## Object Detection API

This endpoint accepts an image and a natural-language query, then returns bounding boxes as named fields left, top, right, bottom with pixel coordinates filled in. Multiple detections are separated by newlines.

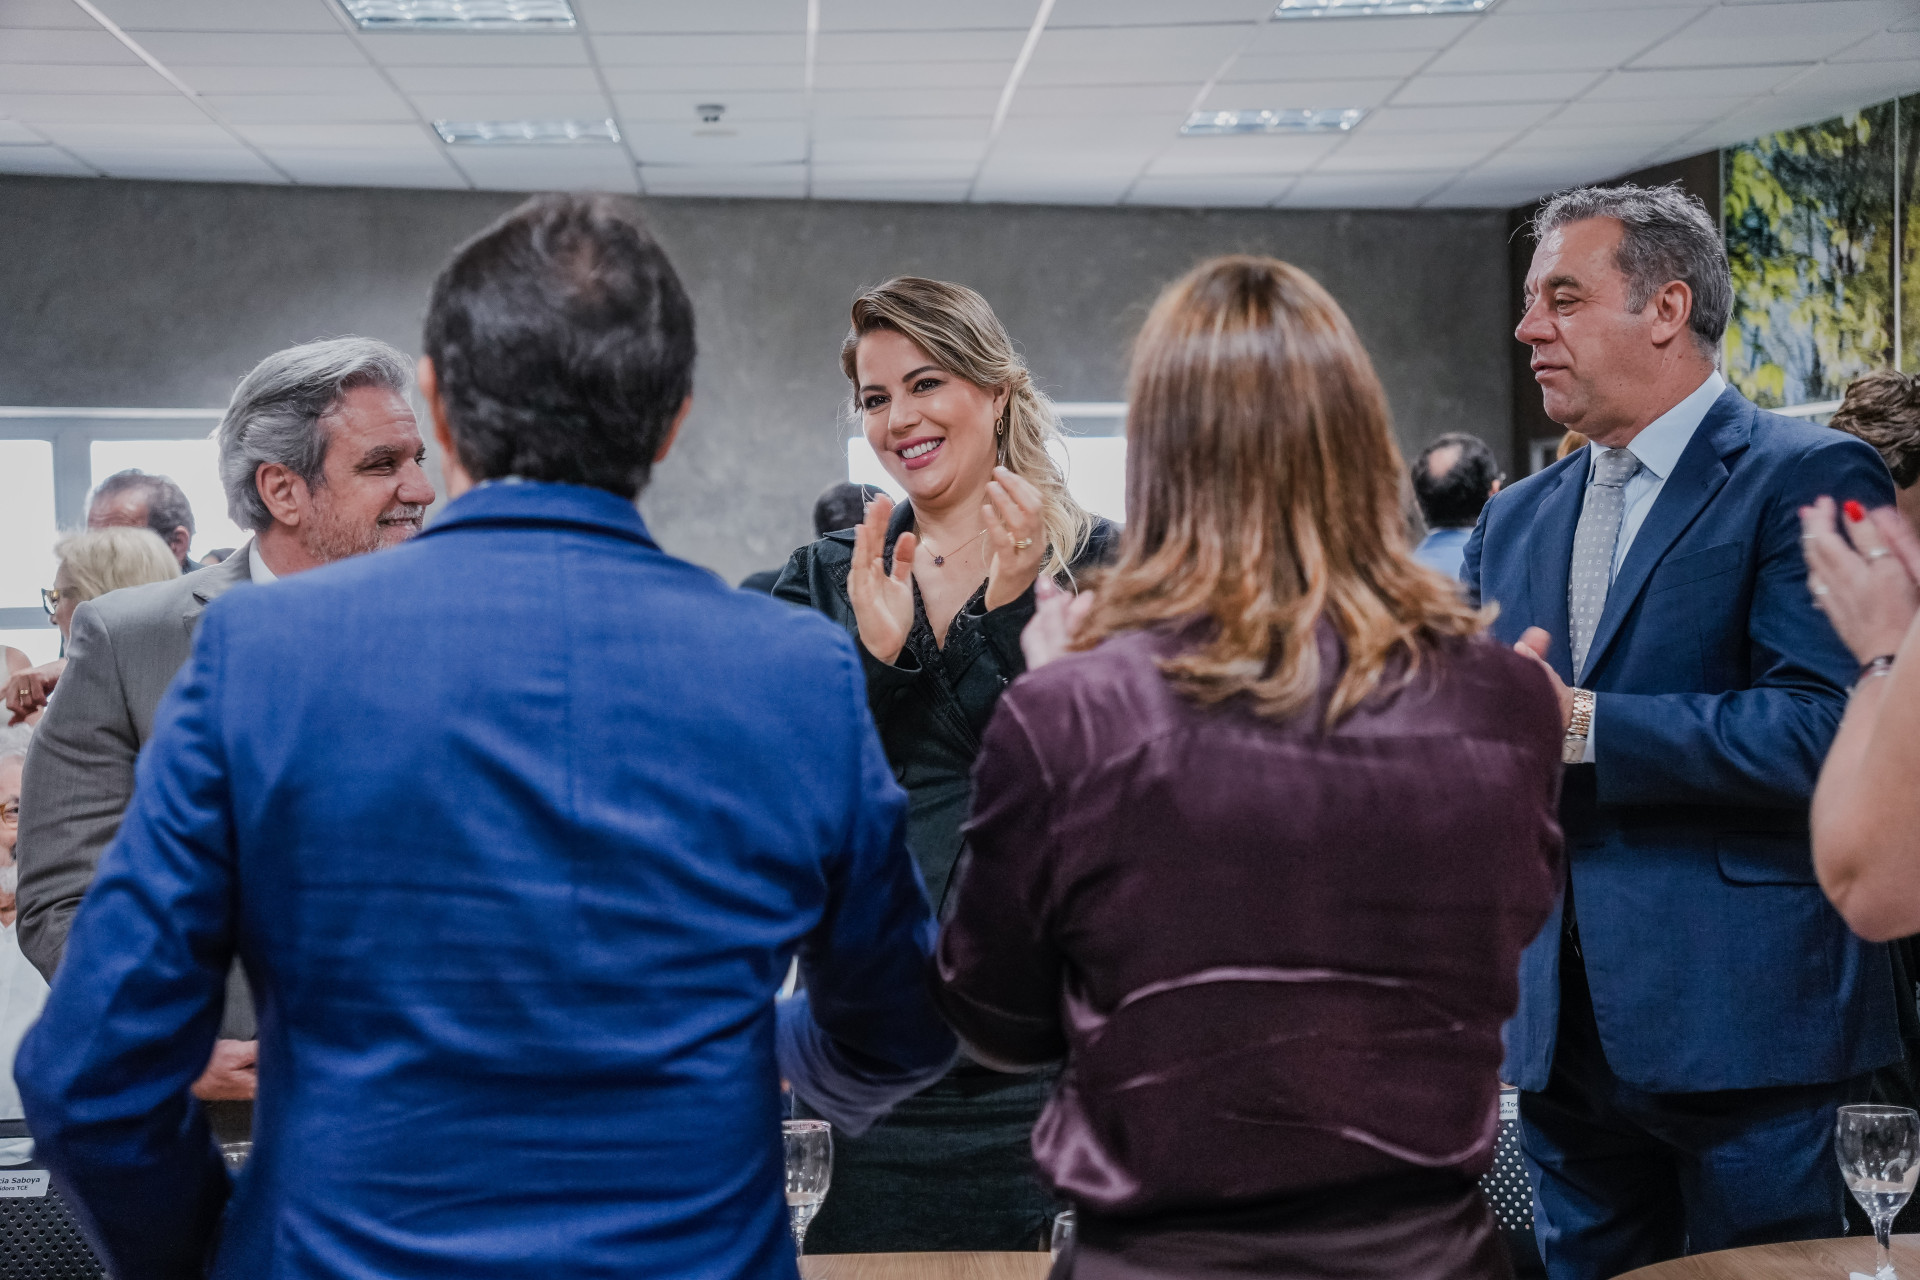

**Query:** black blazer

left=775, top=500, right=1118, bottom=908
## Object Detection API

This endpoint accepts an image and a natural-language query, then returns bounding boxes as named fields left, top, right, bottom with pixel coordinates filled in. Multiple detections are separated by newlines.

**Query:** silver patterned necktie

left=1568, top=448, right=1642, bottom=681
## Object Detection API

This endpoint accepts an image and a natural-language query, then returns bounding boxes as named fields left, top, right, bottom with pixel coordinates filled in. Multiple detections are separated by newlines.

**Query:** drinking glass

left=1837, top=1104, right=1920, bottom=1280
left=782, top=1118, right=832, bottom=1258
left=1051, top=1209, right=1076, bottom=1260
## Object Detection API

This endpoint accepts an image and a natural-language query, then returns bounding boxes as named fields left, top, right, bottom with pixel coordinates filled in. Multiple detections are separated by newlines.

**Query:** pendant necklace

left=921, top=527, right=988, bottom=567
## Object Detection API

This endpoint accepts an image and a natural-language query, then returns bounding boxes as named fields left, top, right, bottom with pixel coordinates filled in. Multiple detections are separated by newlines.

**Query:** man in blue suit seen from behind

left=1464, top=183, right=1901, bottom=1280
left=17, top=194, right=957, bottom=1279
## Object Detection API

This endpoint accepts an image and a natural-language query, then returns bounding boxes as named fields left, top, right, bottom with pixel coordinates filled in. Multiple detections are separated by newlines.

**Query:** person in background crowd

left=1412, top=432, right=1503, bottom=578
left=14, top=336, right=434, bottom=1151
left=739, top=481, right=885, bottom=593
left=1827, top=370, right=1920, bottom=539
left=1556, top=430, right=1588, bottom=461
left=17, top=193, right=954, bottom=1280
left=5, top=527, right=180, bottom=726
left=1801, top=496, right=1920, bottom=940
left=0, top=732, right=49, bottom=1165
left=88, top=469, right=199, bottom=572
left=776, top=277, right=1116, bottom=1252
left=200, top=548, right=236, bottom=565
left=939, top=255, right=1563, bottom=1280
left=1465, top=183, right=1898, bottom=1280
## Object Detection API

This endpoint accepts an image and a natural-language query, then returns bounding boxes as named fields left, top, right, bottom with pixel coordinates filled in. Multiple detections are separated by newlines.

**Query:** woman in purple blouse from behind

left=936, top=255, right=1566, bottom=1280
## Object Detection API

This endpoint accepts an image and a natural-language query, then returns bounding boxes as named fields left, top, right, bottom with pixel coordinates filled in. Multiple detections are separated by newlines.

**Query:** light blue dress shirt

left=1577, top=370, right=1726, bottom=760
left=1414, top=526, right=1473, bottom=580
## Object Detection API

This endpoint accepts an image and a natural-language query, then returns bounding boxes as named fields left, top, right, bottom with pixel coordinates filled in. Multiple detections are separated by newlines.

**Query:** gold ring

left=1014, top=537, right=1034, bottom=550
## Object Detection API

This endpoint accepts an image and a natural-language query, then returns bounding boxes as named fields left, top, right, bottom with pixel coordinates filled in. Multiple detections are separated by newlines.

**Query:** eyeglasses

left=40, top=587, right=63, bottom=616
left=0, top=801, right=18, bottom=827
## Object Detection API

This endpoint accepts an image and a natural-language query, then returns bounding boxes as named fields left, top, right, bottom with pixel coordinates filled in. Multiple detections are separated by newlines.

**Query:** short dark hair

left=1411, top=433, right=1501, bottom=528
left=1532, top=183, right=1730, bottom=358
left=1830, top=370, right=1920, bottom=488
left=813, top=482, right=883, bottom=538
left=90, top=469, right=195, bottom=540
left=423, top=194, right=695, bottom=499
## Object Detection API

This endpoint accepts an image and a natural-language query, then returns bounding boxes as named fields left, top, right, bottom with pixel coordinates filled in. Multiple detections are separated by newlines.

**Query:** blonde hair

left=1079, top=255, right=1489, bottom=726
left=841, top=277, right=1094, bottom=581
left=55, top=527, right=182, bottom=604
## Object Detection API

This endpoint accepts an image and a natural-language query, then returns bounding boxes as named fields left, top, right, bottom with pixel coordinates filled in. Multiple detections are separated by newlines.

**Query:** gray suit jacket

left=17, top=545, right=256, bottom=1040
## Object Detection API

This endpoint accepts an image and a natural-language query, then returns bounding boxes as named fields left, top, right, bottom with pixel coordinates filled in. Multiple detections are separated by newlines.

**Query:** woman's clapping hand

left=1800, top=498, right=1920, bottom=664
left=847, top=494, right=917, bottom=667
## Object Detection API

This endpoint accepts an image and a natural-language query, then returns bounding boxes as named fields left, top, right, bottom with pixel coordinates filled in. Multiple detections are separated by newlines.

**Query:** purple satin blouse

left=936, top=625, right=1565, bottom=1218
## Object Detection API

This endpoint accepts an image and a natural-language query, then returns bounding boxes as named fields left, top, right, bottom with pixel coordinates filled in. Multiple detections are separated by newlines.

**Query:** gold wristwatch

left=1562, top=688, right=1596, bottom=764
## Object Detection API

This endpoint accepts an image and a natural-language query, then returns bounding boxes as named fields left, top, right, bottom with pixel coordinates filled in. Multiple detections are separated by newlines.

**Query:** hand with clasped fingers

left=1799, top=497, right=1920, bottom=664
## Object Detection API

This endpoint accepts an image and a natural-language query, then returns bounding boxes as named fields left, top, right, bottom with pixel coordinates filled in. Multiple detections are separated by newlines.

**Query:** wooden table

left=801, top=1253, right=1052, bottom=1280
left=1617, top=1233, right=1920, bottom=1278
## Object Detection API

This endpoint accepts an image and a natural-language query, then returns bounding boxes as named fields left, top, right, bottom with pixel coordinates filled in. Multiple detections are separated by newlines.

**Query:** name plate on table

left=0, top=1170, right=50, bottom=1198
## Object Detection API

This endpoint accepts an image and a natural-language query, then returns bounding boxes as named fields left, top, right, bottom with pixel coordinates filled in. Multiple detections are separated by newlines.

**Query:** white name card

left=0, top=1170, right=50, bottom=1198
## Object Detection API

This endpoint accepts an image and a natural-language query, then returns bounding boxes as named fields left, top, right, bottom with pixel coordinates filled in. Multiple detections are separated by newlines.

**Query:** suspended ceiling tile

left=0, top=143, right=94, bottom=174
left=1828, top=28, right=1920, bottom=61
left=234, top=121, right=432, bottom=148
left=204, top=90, right=415, bottom=123
left=813, top=88, right=1001, bottom=117
left=612, top=91, right=805, bottom=122
left=1125, top=173, right=1291, bottom=206
left=814, top=115, right=991, bottom=144
left=90, top=0, right=338, bottom=32
left=600, top=63, right=805, bottom=92
left=1199, top=78, right=1405, bottom=110
left=0, top=93, right=209, bottom=124
left=1142, top=132, right=1340, bottom=175
left=639, top=162, right=806, bottom=194
left=183, top=63, right=393, bottom=93
left=813, top=138, right=988, bottom=166
left=1632, top=1, right=1915, bottom=67
left=0, top=0, right=97, bottom=29
left=623, top=118, right=806, bottom=165
left=1424, top=7, right=1707, bottom=74
left=1364, top=101, right=1561, bottom=133
left=1583, top=65, right=1809, bottom=100
left=1318, top=128, right=1518, bottom=168
left=819, top=1, right=1038, bottom=32
left=994, top=113, right=1173, bottom=147
left=1763, top=62, right=1920, bottom=112
left=1393, top=72, right=1606, bottom=105
left=30, top=119, right=232, bottom=146
left=131, top=32, right=366, bottom=65
left=0, top=63, right=175, bottom=92
left=1051, top=0, right=1271, bottom=24
left=0, top=118, right=46, bottom=143
left=590, top=32, right=804, bottom=65
left=1223, top=50, right=1436, bottom=81
left=0, top=28, right=143, bottom=63
left=572, top=0, right=804, bottom=34
left=385, top=64, right=599, bottom=93
left=1241, top=14, right=1475, bottom=55
left=450, top=146, right=639, bottom=192
left=74, top=146, right=284, bottom=182
left=1551, top=97, right=1751, bottom=128
left=1024, top=25, right=1249, bottom=86
left=264, top=146, right=467, bottom=187
left=811, top=179, right=975, bottom=203
left=972, top=176, right=1136, bottom=205
left=1280, top=171, right=1453, bottom=207
left=808, top=161, right=976, bottom=184
left=1009, top=84, right=1198, bottom=116
left=357, top=33, right=590, bottom=67
left=816, top=29, right=1027, bottom=63
left=814, top=60, right=1011, bottom=91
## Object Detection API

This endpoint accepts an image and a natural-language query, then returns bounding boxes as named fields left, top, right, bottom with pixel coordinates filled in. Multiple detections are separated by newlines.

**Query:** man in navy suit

left=1464, top=184, right=1901, bottom=1280
left=17, top=194, right=956, bottom=1279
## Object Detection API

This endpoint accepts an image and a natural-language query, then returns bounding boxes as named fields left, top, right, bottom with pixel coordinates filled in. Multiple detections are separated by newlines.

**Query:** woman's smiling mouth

left=897, top=438, right=944, bottom=470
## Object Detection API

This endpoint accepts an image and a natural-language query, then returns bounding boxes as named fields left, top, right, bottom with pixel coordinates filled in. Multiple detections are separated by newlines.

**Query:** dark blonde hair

left=1830, top=370, right=1920, bottom=488
left=1078, top=255, right=1488, bottom=725
left=842, top=277, right=1093, bottom=581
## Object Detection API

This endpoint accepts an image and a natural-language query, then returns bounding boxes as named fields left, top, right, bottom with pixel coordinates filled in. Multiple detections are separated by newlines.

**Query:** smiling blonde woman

left=774, top=277, right=1116, bottom=1252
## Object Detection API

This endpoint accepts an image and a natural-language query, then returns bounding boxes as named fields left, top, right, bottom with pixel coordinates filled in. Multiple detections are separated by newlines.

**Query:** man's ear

left=1647, top=280, right=1695, bottom=348
left=254, top=462, right=308, bottom=529
left=164, top=526, right=193, bottom=564
left=653, top=394, right=694, bottom=464
left=419, top=356, right=475, bottom=499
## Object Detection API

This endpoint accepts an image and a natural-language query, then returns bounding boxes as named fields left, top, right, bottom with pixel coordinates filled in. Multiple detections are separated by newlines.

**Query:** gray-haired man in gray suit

left=15, top=336, right=435, bottom=1129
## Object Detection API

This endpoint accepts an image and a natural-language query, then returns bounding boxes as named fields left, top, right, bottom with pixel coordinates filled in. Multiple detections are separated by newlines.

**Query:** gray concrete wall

left=0, top=175, right=1511, bottom=583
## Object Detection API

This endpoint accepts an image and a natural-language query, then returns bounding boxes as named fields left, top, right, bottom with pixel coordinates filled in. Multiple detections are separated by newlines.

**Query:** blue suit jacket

left=16, top=482, right=956, bottom=1280
left=1463, top=388, right=1902, bottom=1094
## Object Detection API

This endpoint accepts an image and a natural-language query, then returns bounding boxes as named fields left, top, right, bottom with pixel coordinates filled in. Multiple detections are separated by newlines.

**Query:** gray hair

left=218, top=337, right=413, bottom=533
left=1533, top=182, right=1730, bottom=357
left=0, top=723, right=31, bottom=765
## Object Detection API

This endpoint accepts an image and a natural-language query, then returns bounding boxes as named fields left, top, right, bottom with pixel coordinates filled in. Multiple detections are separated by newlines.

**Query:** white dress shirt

left=248, top=539, right=277, bottom=584
left=1577, top=370, right=1726, bottom=761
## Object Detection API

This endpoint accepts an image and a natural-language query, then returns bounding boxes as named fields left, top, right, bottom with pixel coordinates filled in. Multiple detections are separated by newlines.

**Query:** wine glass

left=1837, top=1104, right=1920, bottom=1280
left=782, top=1119, right=832, bottom=1258
left=1051, top=1210, right=1076, bottom=1260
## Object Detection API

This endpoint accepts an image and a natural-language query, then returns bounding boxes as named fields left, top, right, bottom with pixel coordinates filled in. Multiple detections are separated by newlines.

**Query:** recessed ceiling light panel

left=1274, top=0, right=1496, bottom=17
left=339, top=1, right=577, bottom=30
left=1181, top=108, right=1368, bottom=136
left=434, top=119, right=619, bottom=145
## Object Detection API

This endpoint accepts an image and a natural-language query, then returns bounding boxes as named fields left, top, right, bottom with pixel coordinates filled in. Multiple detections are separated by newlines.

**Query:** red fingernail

left=1844, top=500, right=1866, bottom=522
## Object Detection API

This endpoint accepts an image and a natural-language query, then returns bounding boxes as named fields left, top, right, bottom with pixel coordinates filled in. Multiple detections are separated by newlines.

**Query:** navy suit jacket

left=16, top=482, right=956, bottom=1280
left=1464, top=387, right=1902, bottom=1094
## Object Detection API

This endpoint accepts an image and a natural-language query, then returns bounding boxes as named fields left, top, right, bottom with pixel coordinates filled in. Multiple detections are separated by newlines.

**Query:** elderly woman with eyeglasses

left=5, top=528, right=180, bottom=726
